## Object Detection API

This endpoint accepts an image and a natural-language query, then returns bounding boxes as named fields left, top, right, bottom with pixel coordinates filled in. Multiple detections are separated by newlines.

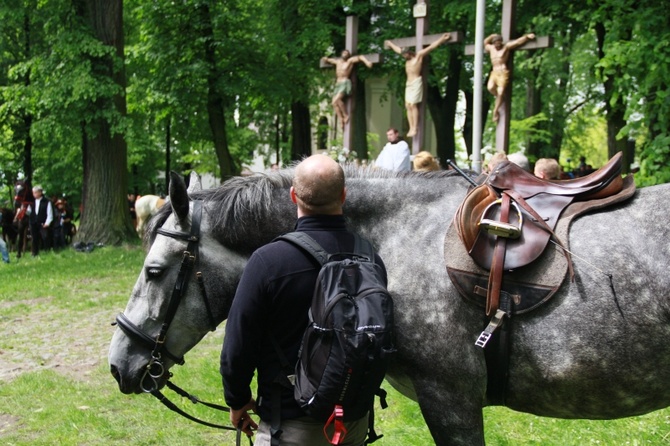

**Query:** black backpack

left=271, top=232, right=395, bottom=445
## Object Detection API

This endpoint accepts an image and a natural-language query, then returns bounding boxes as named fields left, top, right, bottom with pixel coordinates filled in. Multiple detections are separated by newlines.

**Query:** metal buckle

left=478, top=199, right=523, bottom=239
left=475, top=309, right=508, bottom=348
left=474, top=331, right=492, bottom=348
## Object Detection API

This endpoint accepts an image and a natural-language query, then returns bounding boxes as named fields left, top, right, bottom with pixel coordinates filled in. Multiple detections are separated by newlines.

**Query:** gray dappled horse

left=109, top=167, right=670, bottom=445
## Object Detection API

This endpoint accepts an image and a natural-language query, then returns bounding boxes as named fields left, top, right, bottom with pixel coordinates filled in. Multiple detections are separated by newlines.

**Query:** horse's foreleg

left=413, top=375, right=486, bottom=446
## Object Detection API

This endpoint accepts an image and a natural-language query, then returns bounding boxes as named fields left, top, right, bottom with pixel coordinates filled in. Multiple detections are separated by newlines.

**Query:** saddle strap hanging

left=486, top=193, right=511, bottom=317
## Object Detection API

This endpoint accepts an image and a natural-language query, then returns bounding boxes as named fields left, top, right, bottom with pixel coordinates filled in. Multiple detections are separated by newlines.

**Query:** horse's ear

left=169, top=171, right=190, bottom=221
left=187, top=171, right=202, bottom=194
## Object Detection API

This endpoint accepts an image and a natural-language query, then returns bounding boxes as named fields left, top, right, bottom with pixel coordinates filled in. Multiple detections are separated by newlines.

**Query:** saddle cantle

left=447, top=152, right=635, bottom=347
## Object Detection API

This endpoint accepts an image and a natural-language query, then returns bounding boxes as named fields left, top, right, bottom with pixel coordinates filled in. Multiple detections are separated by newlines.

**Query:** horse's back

left=504, top=183, right=670, bottom=418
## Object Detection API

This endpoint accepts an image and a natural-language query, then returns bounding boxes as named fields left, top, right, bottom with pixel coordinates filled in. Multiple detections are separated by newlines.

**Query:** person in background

left=534, top=158, right=561, bottom=180
left=486, top=151, right=508, bottom=173
left=52, top=200, right=66, bottom=250
left=375, top=128, right=411, bottom=172
left=507, top=151, right=530, bottom=172
left=0, top=211, right=9, bottom=263
left=29, top=185, right=53, bottom=256
left=413, top=151, right=441, bottom=172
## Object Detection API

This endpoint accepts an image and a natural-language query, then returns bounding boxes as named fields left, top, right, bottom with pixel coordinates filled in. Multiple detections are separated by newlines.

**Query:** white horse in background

left=135, top=195, right=166, bottom=237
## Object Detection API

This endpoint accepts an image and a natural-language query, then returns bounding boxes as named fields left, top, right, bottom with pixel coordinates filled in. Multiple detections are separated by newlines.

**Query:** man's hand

left=230, top=398, right=258, bottom=437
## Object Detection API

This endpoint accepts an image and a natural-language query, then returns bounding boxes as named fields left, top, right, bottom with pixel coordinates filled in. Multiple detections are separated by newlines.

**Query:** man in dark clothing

left=29, top=185, right=53, bottom=256
left=220, top=154, right=387, bottom=445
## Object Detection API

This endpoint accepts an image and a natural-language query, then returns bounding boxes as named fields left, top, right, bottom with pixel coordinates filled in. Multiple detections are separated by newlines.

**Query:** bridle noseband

left=115, top=199, right=215, bottom=393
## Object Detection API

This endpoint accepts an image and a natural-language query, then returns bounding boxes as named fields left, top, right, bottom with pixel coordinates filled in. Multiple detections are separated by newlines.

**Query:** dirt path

left=0, top=297, right=114, bottom=382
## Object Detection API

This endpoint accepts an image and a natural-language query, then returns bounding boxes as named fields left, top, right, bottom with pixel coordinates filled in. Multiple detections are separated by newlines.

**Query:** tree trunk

left=198, top=3, right=236, bottom=177
left=595, top=21, right=630, bottom=172
left=291, top=101, right=312, bottom=160
left=427, top=51, right=461, bottom=168
left=76, top=0, right=135, bottom=245
left=22, top=12, right=33, bottom=183
left=352, top=81, right=368, bottom=161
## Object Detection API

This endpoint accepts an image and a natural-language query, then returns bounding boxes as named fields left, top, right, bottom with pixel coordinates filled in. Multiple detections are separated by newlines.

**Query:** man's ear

left=341, top=187, right=347, bottom=204
left=290, top=186, right=298, bottom=204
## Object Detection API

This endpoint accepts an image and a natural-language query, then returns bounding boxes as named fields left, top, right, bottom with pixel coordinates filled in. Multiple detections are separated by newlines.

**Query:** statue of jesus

left=484, top=33, right=536, bottom=122
left=384, top=33, right=451, bottom=137
left=321, top=50, right=373, bottom=129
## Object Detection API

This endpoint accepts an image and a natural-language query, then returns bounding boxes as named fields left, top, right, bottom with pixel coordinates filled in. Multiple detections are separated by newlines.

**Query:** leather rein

left=113, top=200, right=250, bottom=442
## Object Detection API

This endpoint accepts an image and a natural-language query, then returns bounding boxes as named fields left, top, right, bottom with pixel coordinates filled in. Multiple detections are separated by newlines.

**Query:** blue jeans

left=0, top=238, right=9, bottom=263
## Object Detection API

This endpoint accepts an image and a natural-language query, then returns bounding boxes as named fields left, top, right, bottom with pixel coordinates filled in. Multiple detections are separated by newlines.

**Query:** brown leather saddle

left=449, top=152, right=635, bottom=347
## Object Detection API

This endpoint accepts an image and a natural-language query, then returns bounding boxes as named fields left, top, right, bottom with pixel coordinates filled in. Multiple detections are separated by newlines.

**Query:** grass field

left=0, top=246, right=668, bottom=445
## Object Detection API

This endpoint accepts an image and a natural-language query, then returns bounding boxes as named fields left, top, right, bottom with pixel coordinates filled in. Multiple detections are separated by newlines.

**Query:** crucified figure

left=321, top=49, right=373, bottom=129
left=384, top=33, right=451, bottom=137
left=484, top=32, right=535, bottom=122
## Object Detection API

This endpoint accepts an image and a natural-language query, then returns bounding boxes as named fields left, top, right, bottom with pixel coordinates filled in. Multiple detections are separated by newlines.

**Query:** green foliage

left=1, top=0, right=670, bottom=209
left=509, top=113, right=552, bottom=154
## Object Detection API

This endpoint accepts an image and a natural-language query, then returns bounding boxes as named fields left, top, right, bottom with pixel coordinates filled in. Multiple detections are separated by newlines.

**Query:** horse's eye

left=146, top=267, right=163, bottom=278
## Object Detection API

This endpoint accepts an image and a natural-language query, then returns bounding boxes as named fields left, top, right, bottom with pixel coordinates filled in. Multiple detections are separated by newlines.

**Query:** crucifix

left=384, top=0, right=461, bottom=154
left=320, top=16, right=380, bottom=151
left=465, top=0, right=552, bottom=153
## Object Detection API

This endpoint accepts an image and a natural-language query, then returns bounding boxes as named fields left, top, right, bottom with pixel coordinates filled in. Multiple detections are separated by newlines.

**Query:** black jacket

left=220, top=215, right=387, bottom=421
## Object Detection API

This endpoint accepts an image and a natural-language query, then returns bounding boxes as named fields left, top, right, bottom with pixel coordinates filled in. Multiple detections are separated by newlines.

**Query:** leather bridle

left=113, top=199, right=253, bottom=441
left=115, top=199, right=217, bottom=392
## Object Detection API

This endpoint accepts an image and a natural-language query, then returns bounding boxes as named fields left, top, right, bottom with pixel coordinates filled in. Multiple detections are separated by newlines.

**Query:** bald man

left=221, top=154, right=388, bottom=445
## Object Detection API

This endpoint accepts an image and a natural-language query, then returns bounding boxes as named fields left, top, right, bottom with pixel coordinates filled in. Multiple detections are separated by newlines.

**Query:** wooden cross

left=465, top=0, right=552, bottom=153
left=385, top=0, right=462, bottom=154
left=320, top=16, right=380, bottom=151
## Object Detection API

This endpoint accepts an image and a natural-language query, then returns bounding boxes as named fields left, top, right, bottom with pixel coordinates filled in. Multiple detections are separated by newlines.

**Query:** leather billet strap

left=486, top=193, right=511, bottom=317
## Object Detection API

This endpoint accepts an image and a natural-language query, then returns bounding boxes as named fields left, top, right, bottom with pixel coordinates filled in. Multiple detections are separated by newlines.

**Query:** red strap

left=324, top=405, right=347, bottom=445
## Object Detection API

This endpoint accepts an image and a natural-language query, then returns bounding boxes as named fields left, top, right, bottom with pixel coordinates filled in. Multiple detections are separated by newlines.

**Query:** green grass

left=0, top=246, right=668, bottom=445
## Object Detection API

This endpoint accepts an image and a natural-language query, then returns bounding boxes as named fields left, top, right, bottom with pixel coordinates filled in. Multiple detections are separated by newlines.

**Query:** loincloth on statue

left=405, top=77, right=423, bottom=104
left=333, top=79, right=352, bottom=97
left=489, top=69, right=509, bottom=90
left=444, top=175, right=636, bottom=315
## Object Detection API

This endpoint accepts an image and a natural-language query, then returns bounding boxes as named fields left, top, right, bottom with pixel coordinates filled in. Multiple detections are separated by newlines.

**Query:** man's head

left=386, top=128, right=400, bottom=143
left=341, top=49, right=351, bottom=60
left=491, top=34, right=503, bottom=49
left=507, top=152, right=530, bottom=172
left=487, top=151, right=508, bottom=173
left=401, top=48, right=415, bottom=60
left=291, top=154, right=346, bottom=216
left=534, top=158, right=561, bottom=180
left=32, top=186, right=43, bottom=198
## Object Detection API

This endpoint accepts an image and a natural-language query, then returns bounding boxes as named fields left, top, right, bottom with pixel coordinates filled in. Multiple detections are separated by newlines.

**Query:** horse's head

left=108, top=171, right=248, bottom=394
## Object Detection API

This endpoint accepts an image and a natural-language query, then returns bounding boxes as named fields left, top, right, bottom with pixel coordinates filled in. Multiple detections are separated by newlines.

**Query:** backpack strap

left=276, top=232, right=376, bottom=264
left=352, top=233, right=375, bottom=262
left=275, top=232, right=329, bottom=265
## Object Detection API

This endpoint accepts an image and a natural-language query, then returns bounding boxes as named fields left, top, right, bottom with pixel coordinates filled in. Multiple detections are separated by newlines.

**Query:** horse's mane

left=146, top=164, right=465, bottom=250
